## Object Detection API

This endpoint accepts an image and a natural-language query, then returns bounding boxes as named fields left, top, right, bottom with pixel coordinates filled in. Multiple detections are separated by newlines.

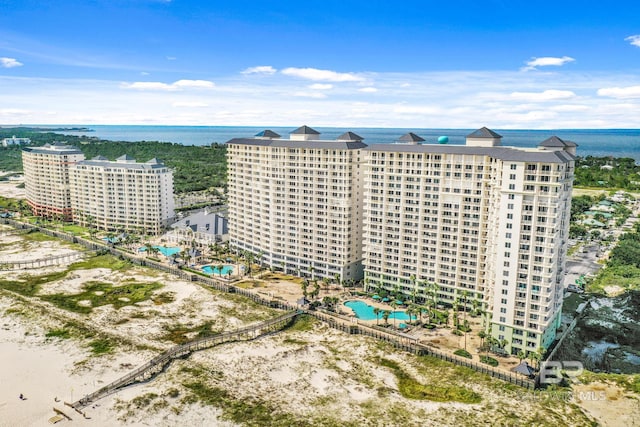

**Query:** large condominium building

left=22, top=142, right=85, bottom=220
left=226, top=126, right=365, bottom=281
left=69, top=155, right=175, bottom=235
left=362, top=128, right=575, bottom=355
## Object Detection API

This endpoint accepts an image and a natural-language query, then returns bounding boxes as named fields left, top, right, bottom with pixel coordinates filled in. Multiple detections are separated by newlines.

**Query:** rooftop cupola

left=397, top=132, right=425, bottom=145
left=538, top=136, right=578, bottom=156
left=116, top=154, right=136, bottom=163
left=255, top=129, right=281, bottom=139
left=290, top=125, right=320, bottom=141
left=336, top=131, right=364, bottom=142
left=466, top=127, right=502, bottom=147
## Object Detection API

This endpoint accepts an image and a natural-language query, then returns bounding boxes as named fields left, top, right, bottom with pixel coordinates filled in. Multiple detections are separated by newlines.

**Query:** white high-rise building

left=22, top=143, right=85, bottom=220
left=226, top=126, right=365, bottom=282
left=362, top=128, right=575, bottom=354
left=69, top=155, right=175, bottom=235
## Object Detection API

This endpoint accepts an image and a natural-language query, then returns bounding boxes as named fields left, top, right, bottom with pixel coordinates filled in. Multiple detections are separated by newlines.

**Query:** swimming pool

left=202, top=265, right=233, bottom=275
left=138, top=246, right=181, bottom=257
left=344, top=300, right=415, bottom=321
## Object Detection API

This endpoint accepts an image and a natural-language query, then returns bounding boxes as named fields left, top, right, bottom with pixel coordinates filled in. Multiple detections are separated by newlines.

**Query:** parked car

left=566, top=285, right=584, bottom=294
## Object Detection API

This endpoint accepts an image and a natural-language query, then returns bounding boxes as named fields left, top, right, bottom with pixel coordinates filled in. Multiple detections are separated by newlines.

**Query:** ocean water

left=60, top=126, right=640, bottom=161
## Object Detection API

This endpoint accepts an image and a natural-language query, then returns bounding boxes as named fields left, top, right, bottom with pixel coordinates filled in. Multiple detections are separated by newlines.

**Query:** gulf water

left=60, top=126, right=640, bottom=161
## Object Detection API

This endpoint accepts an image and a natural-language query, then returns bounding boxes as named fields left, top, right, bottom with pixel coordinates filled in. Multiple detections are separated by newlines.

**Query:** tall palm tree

left=478, top=330, right=487, bottom=353
left=373, top=307, right=381, bottom=326
left=382, top=310, right=390, bottom=327
left=409, top=274, right=417, bottom=303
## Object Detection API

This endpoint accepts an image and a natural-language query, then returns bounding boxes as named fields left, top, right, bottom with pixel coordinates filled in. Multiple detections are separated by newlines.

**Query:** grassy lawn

left=259, top=272, right=304, bottom=285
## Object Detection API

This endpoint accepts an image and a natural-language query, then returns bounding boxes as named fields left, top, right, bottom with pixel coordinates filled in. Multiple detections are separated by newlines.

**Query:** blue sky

left=1, top=0, right=640, bottom=128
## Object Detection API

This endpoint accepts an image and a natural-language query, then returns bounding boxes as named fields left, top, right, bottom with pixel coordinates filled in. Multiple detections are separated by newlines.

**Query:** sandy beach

left=0, top=223, right=637, bottom=426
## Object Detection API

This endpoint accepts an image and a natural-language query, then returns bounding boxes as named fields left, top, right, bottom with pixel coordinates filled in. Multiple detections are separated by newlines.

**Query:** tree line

left=0, top=128, right=227, bottom=193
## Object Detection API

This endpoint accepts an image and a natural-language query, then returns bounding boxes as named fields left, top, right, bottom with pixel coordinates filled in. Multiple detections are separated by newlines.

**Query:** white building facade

left=226, top=126, right=365, bottom=282
left=69, top=155, right=175, bottom=235
left=362, top=128, right=575, bottom=354
left=22, top=143, right=85, bottom=220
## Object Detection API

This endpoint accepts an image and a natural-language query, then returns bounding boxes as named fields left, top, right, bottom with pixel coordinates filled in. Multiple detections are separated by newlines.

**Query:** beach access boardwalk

left=71, top=311, right=302, bottom=410
left=1, top=218, right=536, bottom=393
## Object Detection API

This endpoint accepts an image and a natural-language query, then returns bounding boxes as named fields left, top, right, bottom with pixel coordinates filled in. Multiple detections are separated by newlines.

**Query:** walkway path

left=71, top=311, right=302, bottom=409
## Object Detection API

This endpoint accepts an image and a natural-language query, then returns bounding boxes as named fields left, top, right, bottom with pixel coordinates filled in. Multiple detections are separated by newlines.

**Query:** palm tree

left=461, top=290, right=470, bottom=322
left=301, top=279, right=309, bottom=300
left=453, top=298, right=461, bottom=328
left=409, top=274, right=417, bottom=303
left=500, top=338, right=509, bottom=354
left=536, top=346, right=547, bottom=367
left=382, top=310, right=391, bottom=327
left=517, top=350, right=526, bottom=363
left=216, top=264, right=224, bottom=277
left=322, top=277, right=330, bottom=294
left=373, top=307, right=381, bottom=326
left=478, top=330, right=487, bottom=353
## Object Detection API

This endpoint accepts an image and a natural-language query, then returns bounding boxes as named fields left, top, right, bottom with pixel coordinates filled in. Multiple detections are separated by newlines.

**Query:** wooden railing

left=1, top=218, right=536, bottom=390
left=71, top=311, right=303, bottom=409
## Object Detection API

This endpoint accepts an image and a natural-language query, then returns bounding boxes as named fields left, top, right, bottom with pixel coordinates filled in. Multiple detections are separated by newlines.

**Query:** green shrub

left=454, top=349, right=472, bottom=359
left=480, top=356, right=499, bottom=367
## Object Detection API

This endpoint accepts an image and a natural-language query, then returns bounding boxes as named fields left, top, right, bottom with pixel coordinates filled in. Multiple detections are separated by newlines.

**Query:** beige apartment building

left=362, top=128, right=575, bottom=354
left=226, top=126, right=366, bottom=282
left=22, top=142, right=85, bottom=220
left=69, top=155, right=175, bottom=235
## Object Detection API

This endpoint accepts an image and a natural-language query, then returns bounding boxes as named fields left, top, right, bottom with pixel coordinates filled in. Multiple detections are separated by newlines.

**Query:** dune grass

left=379, top=358, right=481, bottom=404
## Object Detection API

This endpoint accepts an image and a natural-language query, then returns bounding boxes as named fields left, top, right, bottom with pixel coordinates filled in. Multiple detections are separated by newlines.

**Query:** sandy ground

left=0, top=228, right=637, bottom=426
left=0, top=180, right=25, bottom=199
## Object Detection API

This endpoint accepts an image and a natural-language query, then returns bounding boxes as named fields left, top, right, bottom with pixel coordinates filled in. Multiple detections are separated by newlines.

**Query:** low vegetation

left=41, top=281, right=163, bottom=314
left=379, top=358, right=482, bottom=404
left=182, top=381, right=308, bottom=427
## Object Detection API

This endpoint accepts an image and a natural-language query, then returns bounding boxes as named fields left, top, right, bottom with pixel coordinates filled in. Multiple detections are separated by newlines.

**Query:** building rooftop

left=290, top=125, right=320, bottom=135
left=255, top=129, right=281, bottom=138
left=467, top=127, right=503, bottom=139
left=364, top=143, right=575, bottom=163
left=227, top=137, right=367, bottom=150
left=22, top=143, right=83, bottom=155
left=539, top=136, right=578, bottom=148
left=398, top=132, right=426, bottom=143
left=337, top=131, right=364, bottom=141
left=75, top=157, right=169, bottom=170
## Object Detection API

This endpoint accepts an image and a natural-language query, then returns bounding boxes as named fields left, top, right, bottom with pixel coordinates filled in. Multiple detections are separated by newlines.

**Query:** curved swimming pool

left=344, top=300, right=415, bottom=321
left=202, top=265, right=233, bottom=275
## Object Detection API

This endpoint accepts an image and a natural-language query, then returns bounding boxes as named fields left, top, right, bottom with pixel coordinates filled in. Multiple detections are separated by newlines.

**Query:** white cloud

left=292, top=91, right=327, bottom=99
left=597, top=85, right=640, bottom=99
left=3, top=70, right=640, bottom=128
left=358, top=87, right=378, bottom=93
left=166, top=56, right=177, bottom=61
left=140, top=71, right=150, bottom=76
left=625, top=35, right=640, bottom=47
left=281, top=67, right=365, bottom=82
left=242, top=65, right=277, bottom=75
left=172, top=101, right=209, bottom=107
left=172, top=79, right=215, bottom=88
left=308, top=83, right=333, bottom=90
left=122, top=79, right=215, bottom=91
left=510, top=90, right=576, bottom=101
left=522, top=56, right=575, bottom=71
left=0, top=57, right=23, bottom=68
